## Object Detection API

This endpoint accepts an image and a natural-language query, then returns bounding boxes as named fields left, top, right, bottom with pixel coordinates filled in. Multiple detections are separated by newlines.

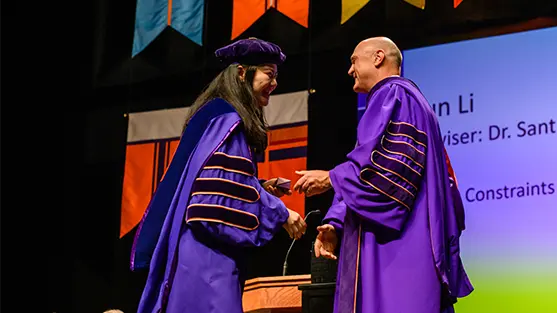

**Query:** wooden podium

left=242, top=274, right=311, bottom=313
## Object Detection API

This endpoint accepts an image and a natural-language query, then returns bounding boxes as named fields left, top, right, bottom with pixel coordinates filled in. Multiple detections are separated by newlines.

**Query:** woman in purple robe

left=131, top=38, right=307, bottom=313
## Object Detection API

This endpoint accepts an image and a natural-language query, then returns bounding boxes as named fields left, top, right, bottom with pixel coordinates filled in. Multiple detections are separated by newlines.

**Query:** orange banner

left=121, top=141, right=178, bottom=237
left=232, top=0, right=309, bottom=39
left=257, top=124, right=308, bottom=217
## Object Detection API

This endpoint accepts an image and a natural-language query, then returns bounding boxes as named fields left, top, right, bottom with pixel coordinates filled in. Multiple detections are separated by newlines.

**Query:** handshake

left=262, top=170, right=333, bottom=241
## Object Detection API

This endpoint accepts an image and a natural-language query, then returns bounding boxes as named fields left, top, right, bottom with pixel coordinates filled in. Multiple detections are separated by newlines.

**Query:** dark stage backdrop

left=56, top=0, right=556, bottom=312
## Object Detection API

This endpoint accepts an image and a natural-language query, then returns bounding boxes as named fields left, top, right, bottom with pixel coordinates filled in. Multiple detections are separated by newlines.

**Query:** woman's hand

left=262, top=178, right=292, bottom=198
left=283, top=209, right=307, bottom=240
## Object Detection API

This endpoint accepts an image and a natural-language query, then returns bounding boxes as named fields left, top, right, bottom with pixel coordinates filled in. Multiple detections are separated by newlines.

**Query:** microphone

left=282, top=210, right=321, bottom=276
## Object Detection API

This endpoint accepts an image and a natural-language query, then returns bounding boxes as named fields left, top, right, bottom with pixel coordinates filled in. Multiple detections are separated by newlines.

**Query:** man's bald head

left=356, top=37, right=402, bottom=69
left=348, top=37, right=402, bottom=93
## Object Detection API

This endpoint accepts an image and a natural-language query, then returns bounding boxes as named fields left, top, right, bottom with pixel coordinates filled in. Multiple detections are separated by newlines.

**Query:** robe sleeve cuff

left=323, top=192, right=346, bottom=235
left=277, top=204, right=290, bottom=225
left=329, top=161, right=352, bottom=201
left=325, top=219, right=342, bottom=233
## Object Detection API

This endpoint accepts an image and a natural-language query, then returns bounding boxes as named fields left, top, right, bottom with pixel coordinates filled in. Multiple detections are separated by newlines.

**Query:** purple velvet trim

left=204, top=152, right=255, bottom=176
left=371, top=150, right=422, bottom=190
left=161, top=120, right=242, bottom=310
left=387, top=121, right=428, bottom=147
left=191, top=178, right=260, bottom=202
left=360, top=168, right=414, bottom=210
left=381, top=136, right=426, bottom=167
left=130, top=98, right=238, bottom=271
left=186, top=204, right=259, bottom=230
left=336, top=210, right=360, bottom=313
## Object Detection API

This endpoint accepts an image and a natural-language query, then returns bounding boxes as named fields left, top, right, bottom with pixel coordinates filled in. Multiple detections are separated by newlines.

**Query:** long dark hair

left=183, top=64, right=268, bottom=152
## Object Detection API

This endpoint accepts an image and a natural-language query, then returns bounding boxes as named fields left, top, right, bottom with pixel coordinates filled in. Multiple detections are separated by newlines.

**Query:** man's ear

left=237, top=65, right=246, bottom=81
left=373, top=50, right=386, bottom=67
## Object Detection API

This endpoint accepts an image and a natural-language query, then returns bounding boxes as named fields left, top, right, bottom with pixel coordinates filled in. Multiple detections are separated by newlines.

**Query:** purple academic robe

left=133, top=98, right=289, bottom=313
left=324, top=77, right=474, bottom=313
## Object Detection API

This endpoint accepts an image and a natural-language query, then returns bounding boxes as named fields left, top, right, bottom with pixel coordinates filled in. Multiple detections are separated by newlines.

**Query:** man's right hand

left=283, top=209, right=307, bottom=240
left=314, top=224, right=338, bottom=260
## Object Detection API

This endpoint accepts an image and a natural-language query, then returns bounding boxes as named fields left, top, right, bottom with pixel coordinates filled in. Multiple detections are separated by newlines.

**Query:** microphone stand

left=282, top=210, right=321, bottom=276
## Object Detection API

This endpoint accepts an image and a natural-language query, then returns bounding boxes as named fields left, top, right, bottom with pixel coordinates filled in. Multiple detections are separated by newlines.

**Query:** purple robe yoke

left=134, top=99, right=289, bottom=313
left=325, top=77, right=473, bottom=313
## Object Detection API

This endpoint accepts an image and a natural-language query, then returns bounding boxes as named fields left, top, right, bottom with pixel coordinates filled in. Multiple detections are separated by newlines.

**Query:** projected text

left=464, top=181, right=555, bottom=203
left=430, top=93, right=474, bottom=117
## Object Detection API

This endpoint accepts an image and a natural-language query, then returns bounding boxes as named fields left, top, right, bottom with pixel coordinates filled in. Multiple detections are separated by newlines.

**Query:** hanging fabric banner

left=232, top=0, right=309, bottom=39
left=342, top=0, right=427, bottom=25
left=132, top=0, right=205, bottom=57
left=341, top=0, right=370, bottom=24
left=403, top=0, right=425, bottom=9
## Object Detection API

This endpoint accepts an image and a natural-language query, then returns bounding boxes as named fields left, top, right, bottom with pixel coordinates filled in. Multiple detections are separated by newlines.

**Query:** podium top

left=244, top=274, right=311, bottom=292
left=242, top=275, right=311, bottom=312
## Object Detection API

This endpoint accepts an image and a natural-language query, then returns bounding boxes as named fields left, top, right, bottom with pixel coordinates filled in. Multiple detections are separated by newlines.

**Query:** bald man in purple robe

left=294, top=37, right=474, bottom=313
